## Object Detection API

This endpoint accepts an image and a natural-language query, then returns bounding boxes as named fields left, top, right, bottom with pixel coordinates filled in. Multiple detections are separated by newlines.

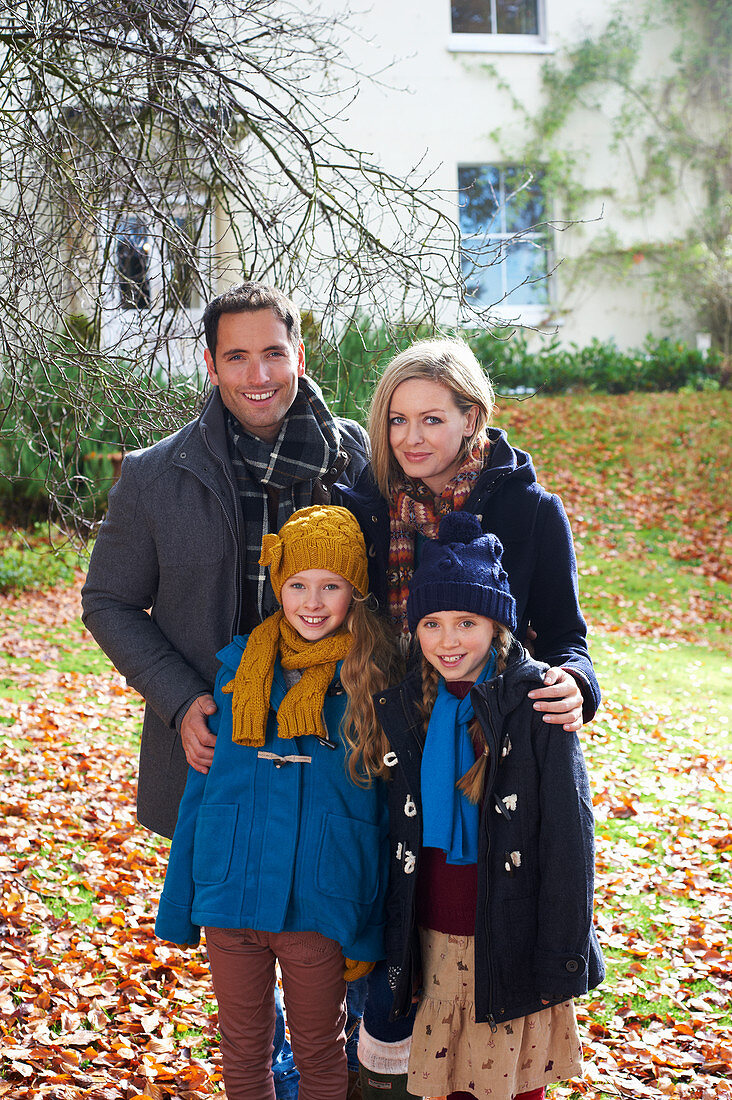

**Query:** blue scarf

left=420, top=652, right=496, bottom=865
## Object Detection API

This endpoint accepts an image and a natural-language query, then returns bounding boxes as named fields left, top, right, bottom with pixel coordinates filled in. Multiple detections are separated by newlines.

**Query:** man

left=81, top=283, right=370, bottom=1097
left=82, top=282, right=369, bottom=835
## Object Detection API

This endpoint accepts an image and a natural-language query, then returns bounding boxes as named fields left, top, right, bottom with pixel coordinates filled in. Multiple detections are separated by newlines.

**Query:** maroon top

left=415, top=680, right=480, bottom=935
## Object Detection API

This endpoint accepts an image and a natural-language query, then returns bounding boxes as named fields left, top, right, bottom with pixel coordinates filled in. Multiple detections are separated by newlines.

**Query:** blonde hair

left=341, top=599, right=404, bottom=785
left=369, top=338, right=496, bottom=500
left=418, top=624, right=513, bottom=805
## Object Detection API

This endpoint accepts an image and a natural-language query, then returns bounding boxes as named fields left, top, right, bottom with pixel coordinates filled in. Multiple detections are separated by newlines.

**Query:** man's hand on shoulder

left=181, top=695, right=218, bottom=773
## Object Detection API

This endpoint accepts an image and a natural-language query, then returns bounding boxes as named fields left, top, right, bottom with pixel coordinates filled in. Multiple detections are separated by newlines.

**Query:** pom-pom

left=437, top=511, right=482, bottom=545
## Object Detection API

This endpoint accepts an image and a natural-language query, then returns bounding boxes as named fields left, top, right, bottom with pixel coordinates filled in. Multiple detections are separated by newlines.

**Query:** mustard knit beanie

left=260, top=505, right=369, bottom=601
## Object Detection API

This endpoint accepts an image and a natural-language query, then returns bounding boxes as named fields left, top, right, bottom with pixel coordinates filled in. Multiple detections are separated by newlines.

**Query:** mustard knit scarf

left=222, top=611, right=352, bottom=747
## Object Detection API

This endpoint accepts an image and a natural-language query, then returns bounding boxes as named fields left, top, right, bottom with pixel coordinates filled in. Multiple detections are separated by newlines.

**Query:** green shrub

left=307, top=321, right=725, bottom=412
left=464, top=330, right=725, bottom=396
left=0, top=331, right=198, bottom=522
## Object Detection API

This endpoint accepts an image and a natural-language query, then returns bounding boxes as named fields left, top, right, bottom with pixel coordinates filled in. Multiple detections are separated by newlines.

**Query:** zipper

left=403, top=865, right=420, bottom=1017
left=479, top=686, right=500, bottom=1031
left=198, top=422, right=243, bottom=637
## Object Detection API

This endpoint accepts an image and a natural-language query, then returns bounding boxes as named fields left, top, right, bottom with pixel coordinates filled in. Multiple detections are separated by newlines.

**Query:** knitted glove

left=343, top=958, right=375, bottom=982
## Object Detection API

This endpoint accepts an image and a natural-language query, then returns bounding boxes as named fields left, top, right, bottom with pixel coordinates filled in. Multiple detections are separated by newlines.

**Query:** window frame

left=102, top=202, right=214, bottom=370
left=107, top=204, right=212, bottom=318
left=457, top=162, right=554, bottom=324
left=448, top=0, right=552, bottom=54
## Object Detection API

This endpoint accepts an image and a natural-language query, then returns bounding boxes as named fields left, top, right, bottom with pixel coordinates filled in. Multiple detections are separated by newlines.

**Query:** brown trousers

left=206, top=926, right=348, bottom=1100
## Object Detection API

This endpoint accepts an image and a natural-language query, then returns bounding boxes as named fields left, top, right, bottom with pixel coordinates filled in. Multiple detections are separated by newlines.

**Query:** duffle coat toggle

left=395, top=842, right=416, bottom=874
left=315, top=736, right=338, bottom=750
left=257, top=750, right=313, bottom=766
left=493, top=793, right=513, bottom=819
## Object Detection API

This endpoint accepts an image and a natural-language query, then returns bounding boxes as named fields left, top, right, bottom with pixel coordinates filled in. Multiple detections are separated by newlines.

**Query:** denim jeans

left=345, top=974, right=368, bottom=1072
left=273, top=983, right=300, bottom=1100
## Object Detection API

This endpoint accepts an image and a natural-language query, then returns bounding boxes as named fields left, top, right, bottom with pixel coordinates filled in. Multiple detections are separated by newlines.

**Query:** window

left=451, top=0, right=538, bottom=35
left=166, top=213, right=201, bottom=311
left=111, top=206, right=210, bottom=315
left=104, top=204, right=213, bottom=370
left=448, top=0, right=549, bottom=52
left=458, top=165, right=550, bottom=314
left=117, top=218, right=152, bottom=310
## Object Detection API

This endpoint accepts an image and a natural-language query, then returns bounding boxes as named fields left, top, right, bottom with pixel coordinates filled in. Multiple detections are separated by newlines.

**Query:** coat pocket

left=192, top=804, right=238, bottom=885
left=315, top=812, right=380, bottom=905
left=493, top=894, right=538, bottom=1003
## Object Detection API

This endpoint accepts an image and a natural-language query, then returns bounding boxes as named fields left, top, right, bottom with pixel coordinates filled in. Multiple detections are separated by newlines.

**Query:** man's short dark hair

left=203, top=282, right=302, bottom=359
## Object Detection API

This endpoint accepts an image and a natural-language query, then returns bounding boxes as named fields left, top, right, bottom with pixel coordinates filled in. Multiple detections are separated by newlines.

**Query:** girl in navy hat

left=354, top=511, right=604, bottom=1100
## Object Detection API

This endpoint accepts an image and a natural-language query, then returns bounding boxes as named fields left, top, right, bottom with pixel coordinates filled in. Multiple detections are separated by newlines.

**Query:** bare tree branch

left=0, top=0, right=509, bottom=530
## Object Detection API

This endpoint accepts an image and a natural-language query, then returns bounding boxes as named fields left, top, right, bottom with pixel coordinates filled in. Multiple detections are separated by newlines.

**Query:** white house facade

left=84, top=0, right=724, bottom=357
left=305, top=0, right=720, bottom=349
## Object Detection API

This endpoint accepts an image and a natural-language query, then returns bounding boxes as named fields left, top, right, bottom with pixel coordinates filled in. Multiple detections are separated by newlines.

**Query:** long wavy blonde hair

left=341, top=598, right=404, bottom=785
left=418, top=623, right=513, bottom=804
left=369, top=338, right=496, bottom=500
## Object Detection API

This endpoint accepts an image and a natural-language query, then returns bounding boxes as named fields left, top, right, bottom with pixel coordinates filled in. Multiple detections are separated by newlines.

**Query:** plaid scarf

left=387, top=442, right=488, bottom=636
left=227, top=377, right=341, bottom=626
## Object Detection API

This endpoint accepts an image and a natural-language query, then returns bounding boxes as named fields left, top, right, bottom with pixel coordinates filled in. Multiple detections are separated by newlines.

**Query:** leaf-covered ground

left=499, top=391, right=731, bottom=653
left=0, top=582, right=220, bottom=1098
left=1, top=393, right=731, bottom=1099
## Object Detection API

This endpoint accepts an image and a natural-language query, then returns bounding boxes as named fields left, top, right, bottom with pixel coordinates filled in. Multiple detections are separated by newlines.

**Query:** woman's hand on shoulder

left=528, top=667, right=583, bottom=732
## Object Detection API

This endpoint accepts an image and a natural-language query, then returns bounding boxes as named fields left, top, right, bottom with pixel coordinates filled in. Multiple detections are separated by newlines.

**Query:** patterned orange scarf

left=387, top=443, right=488, bottom=635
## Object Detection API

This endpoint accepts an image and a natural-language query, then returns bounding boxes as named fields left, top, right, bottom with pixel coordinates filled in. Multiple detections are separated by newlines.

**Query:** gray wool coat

left=81, top=386, right=370, bottom=838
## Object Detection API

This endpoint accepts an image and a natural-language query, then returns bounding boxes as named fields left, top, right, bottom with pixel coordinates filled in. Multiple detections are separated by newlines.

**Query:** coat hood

left=464, top=428, right=536, bottom=504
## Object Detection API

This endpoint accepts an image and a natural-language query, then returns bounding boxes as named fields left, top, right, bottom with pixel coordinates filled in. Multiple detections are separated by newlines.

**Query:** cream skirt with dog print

left=408, top=929, right=583, bottom=1100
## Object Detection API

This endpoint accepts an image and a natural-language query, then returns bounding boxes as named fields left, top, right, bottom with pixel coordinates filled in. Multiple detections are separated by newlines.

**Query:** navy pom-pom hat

left=406, top=512, right=518, bottom=634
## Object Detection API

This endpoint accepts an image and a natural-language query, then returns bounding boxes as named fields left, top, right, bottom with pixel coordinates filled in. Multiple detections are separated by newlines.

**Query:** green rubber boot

left=358, top=1065, right=422, bottom=1099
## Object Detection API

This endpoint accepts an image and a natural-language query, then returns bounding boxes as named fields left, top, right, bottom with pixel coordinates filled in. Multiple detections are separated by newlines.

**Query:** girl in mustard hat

left=156, top=506, right=400, bottom=1100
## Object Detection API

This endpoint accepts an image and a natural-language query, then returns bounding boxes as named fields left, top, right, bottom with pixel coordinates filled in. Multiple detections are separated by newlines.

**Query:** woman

left=337, top=338, right=600, bottom=1100
left=340, top=337, right=599, bottom=730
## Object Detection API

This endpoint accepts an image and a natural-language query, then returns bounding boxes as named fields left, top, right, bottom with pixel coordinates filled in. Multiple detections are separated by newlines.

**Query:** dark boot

left=358, top=1065, right=422, bottom=1099
left=347, top=1067, right=363, bottom=1099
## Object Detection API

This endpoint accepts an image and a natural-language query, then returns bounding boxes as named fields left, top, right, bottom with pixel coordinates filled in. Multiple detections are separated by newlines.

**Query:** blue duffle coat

left=156, top=635, right=389, bottom=962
